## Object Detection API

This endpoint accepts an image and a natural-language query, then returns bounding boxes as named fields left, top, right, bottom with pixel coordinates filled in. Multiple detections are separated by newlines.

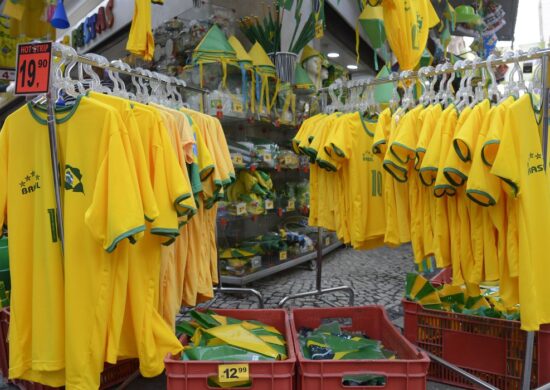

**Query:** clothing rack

left=46, top=43, right=265, bottom=319
left=318, top=47, right=550, bottom=390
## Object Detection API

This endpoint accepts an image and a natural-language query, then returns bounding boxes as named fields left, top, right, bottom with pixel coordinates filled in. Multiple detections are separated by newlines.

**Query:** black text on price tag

left=0, top=68, right=16, bottom=81
left=15, top=41, right=52, bottom=95
left=218, top=364, right=249, bottom=383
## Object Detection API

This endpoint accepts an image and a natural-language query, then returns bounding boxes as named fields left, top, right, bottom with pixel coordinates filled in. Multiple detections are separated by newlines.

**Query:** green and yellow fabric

left=249, top=42, right=279, bottom=116
left=228, top=35, right=255, bottom=113
left=293, top=63, right=315, bottom=93
left=191, top=24, right=237, bottom=90
left=356, top=3, right=385, bottom=69
left=381, top=0, right=440, bottom=70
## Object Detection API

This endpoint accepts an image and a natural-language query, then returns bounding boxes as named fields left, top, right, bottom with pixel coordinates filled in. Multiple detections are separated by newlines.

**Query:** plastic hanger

left=485, top=54, right=501, bottom=102
left=417, top=66, right=433, bottom=106
left=82, top=53, right=111, bottom=94
left=63, top=47, right=86, bottom=97
left=389, top=72, right=401, bottom=112
left=400, top=71, right=416, bottom=111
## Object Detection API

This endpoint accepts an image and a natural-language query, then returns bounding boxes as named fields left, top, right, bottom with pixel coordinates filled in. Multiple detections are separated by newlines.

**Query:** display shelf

left=217, top=207, right=308, bottom=224
left=219, top=114, right=299, bottom=130
left=220, top=241, right=342, bottom=286
left=234, top=164, right=309, bottom=174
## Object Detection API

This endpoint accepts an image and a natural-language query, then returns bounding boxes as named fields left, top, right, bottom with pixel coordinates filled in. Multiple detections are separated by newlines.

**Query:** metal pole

left=522, top=331, right=536, bottom=390
left=278, top=227, right=355, bottom=307
left=316, top=227, right=323, bottom=291
left=46, top=74, right=64, bottom=253
left=426, top=352, right=500, bottom=390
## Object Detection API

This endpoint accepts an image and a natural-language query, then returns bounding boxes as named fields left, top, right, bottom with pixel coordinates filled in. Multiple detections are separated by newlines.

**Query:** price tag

left=284, top=155, right=295, bottom=166
left=0, top=68, right=16, bottom=81
left=279, top=251, right=288, bottom=261
left=15, top=42, right=52, bottom=95
left=287, top=199, right=295, bottom=211
left=260, top=151, right=272, bottom=162
left=233, top=101, right=244, bottom=113
left=265, top=199, right=274, bottom=210
left=236, top=202, right=247, bottom=216
left=210, top=99, right=222, bottom=109
left=232, top=154, right=244, bottom=165
left=218, top=363, right=249, bottom=383
left=325, top=237, right=331, bottom=246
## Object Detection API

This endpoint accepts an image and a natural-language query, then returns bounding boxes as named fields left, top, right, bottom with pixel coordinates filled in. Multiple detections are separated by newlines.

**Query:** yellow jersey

left=325, top=112, right=386, bottom=248
left=127, top=0, right=154, bottom=60
left=490, top=94, right=550, bottom=330
left=1, top=97, right=146, bottom=388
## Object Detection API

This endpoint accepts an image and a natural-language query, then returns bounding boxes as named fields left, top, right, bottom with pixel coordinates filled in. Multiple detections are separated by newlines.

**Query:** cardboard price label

left=236, top=202, right=247, bottom=216
left=218, top=364, right=249, bottom=383
left=233, top=101, right=244, bottom=113
left=15, top=42, right=52, bottom=95
left=265, top=199, right=274, bottom=210
left=325, top=237, right=331, bottom=246
left=279, top=251, right=288, bottom=261
left=0, top=68, right=16, bottom=81
left=232, top=154, right=244, bottom=165
left=287, top=199, right=295, bottom=211
left=260, top=151, right=272, bottom=162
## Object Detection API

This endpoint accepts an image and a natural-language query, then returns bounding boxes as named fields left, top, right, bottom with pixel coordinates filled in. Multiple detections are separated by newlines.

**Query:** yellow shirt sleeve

left=373, top=108, right=392, bottom=156
left=84, top=110, right=146, bottom=253
left=442, top=107, right=472, bottom=187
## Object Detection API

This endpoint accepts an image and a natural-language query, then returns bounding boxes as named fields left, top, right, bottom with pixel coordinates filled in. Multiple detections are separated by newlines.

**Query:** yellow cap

left=300, top=45, right=321, bottom=64
left=249, top=42, right=275, bottom=69
left=228, top=35, right=253, bottom=64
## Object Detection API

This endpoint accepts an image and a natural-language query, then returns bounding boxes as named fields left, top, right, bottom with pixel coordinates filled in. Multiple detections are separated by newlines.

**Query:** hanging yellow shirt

left=490, top=94, right=550, bottom=330
left=127, top=0, right=155, bottom=60
left=391, top=105, right=428, bottom=264
left=116, top=103, right=185, bottom=378
left=382, top=0, right=439, bottom=70
left=1, top=98, right=146, bottom=388
left=325, top=112, right=386, bottom=248
left=415, top=104, right=443, bottom=259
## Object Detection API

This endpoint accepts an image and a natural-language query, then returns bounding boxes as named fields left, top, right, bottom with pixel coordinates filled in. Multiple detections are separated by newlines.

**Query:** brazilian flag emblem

left=65, top=165, right=84, bottom=193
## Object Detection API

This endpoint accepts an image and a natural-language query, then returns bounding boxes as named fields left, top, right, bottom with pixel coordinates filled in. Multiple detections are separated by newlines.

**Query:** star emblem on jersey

left=65, top=165, right=84, bottom=193
left=20, top=171, right=41, bottom=195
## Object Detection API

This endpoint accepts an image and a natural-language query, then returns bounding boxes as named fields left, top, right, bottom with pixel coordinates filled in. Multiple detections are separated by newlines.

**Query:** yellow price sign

left=287, top=199, right=295, bottom=211
left=218, top=363, right=249, bottom=383
left=233, top=101, right=244, bottom=113
left=260, top=151, right=273, bottom=162
left=265, top=199, right=274, bottom=210
left=232, top=154, right=244, bottom=165
left=279, top=251, right=288, bottom=261
left=325, top=237, right=331, bottom=246
left=236, top=202, right=247, bottom=216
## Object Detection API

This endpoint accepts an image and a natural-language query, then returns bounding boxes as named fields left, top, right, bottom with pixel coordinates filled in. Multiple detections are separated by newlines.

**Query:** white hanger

left=486, top=54, right=501, bottom=102
left=417, top=66, right=433, bottom=106
left=389, top=72, right=401, bottom=112
left=82, top=53, right=111, bottom=94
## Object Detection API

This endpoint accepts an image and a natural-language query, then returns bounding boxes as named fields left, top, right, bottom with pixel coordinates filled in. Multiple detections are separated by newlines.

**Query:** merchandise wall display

left=297, top=49, right=550, bottom=333
left=0, top=44, right=234, bottom=388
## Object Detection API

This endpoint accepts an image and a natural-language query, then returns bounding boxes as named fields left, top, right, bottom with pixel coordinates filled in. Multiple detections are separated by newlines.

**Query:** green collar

left=27, top=95, right=82, bottom=125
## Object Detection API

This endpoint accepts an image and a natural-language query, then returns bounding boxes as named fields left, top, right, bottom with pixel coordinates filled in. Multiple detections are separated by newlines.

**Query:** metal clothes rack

left=316, top=48, right=550, bottom=390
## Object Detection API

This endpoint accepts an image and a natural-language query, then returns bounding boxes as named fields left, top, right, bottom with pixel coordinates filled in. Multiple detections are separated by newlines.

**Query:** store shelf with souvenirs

left=217, top=117, right=341, bottom=286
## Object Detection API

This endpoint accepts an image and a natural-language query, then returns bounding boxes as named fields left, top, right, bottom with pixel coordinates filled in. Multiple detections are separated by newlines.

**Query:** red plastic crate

left=165, top=309, right=296, bottom=390
left=290, top=306, right=430, bottom=390
left=0, top=307, right=139, bottom=389
left=402, top=268, right=550, bottom=390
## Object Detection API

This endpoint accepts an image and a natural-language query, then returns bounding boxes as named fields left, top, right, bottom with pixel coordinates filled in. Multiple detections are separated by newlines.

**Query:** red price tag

left=15, top=42, right=52, bottom=95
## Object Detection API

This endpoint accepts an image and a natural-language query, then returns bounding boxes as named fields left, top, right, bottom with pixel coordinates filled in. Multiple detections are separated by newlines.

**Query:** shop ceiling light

left=327, top=52, right=340, bottom=58
left=347, top=64, right=358, bottom=70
